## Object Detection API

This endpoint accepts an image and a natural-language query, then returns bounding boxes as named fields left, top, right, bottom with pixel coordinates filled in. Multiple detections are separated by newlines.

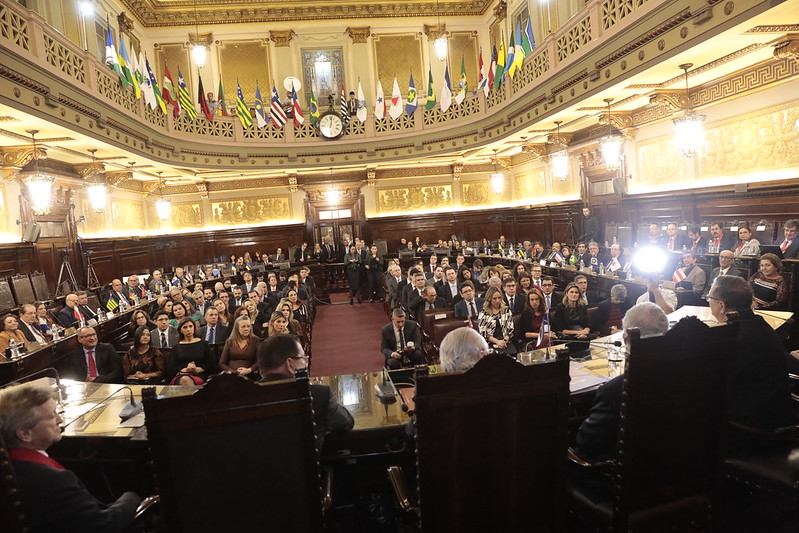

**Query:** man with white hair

left=439, top=327, right=489, bottom=372
left=573, top=302, right=669, bottom=462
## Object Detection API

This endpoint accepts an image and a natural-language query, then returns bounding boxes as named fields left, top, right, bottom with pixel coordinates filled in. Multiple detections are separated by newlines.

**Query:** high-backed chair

left=143, top=373, right=325, bottom=532
left=389, top=354, right=571, bottom=532
left=567, top=317, right=738, bottom=531
left=0, top=434, right=25, bottom=533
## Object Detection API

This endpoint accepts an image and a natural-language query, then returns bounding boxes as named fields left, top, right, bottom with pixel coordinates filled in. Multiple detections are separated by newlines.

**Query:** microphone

left=375, top=369, right=397, bottom=404
left=61, top=385, right=143, bottom=426
left=555, top=338, right=623, bottom=347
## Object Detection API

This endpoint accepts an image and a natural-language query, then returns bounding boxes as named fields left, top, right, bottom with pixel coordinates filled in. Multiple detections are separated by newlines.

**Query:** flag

left=198, top=73, right=214, bottom=121
left=523, top=17, right=536, bottom=55
left=291, top=86, right=304, bottom=127
left=235, top=82, right=252, bottom=128
left=254, top=83, right=268, bottom=128
left=388, top=76, right=402, bottom=120
left=308, top=83, right=319, bottom=126
left=536, top=313, right=550, bottom=349
left=129, top=46, right=142, bottom=99
left=494, top=37, right=505, bottom=90
left=672, top=267, right=686, bottom=284
left=454, top=56, right=468, bottom=105
left=554, top=251, right=564, bottom=264
left=488, top=44, right=496, bottom=92
left=440, top=64, right=452, bottom=113
left=339, top=85, right=349, bottom=127
left=607, top=257, right=621, bottom=272
left=104, top=24, right=125, bottom=88
left=117, top=33, right=135, bottom=92
left=177, top=70, right=196, bottom=120
left=270, top=84, right=287, bottom=127
left=477, top=47, right=488, bottom=97
left=374, top=78, right=386, bottom=120
left=505, top=27, right=516, bottom=78
left=405, top=74, right=417, bottom=116
left=356, top=80, right=367, bottom=123
left=138, top=50, right=154, bottom=107
left=425, top=65, right=436, bottom=110
left=162, top=65, right=180, bottom=118
left=106, top=297, right=119, bottom=312
left=512, top=20, right=525, bottom=76
left=145, top=57, right=166, bottom=114
left=217, top=79, right=228, bottom=116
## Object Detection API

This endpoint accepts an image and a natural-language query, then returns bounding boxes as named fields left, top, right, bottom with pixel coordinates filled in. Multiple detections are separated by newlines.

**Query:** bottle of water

left=9, top=339, right=18, bottom=360
left=96, top=308, right=103, bottom=322
left=579, top=259, right=585, bottom=269
left=613, top=236, right=618, bottom=245
left=599, top=263, right=605, bottom=275
left=604, top=241, right=609, bottom=249
left=508, top=244, right=514, bottom=257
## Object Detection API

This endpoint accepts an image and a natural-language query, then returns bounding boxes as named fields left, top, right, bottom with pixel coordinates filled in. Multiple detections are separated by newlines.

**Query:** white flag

left=356, top=80, right=367, bottom=123
left=388, top=76, right=403, bottom=120
left=440, top=65, right=453, bottom=113
left=374, top=79, right=386, bottom=120
left=138, top=50, right=156, bottom=109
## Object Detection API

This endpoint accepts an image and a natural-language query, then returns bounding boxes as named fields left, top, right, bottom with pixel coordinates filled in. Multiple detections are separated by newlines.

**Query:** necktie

left=399, top=329, right=406, bottom=350
left=782, top=240, right=791, bottom=252
left=668, top=236, right=675, bottom=250
left=87, top=349, right=97, bottom=378
left=161, top=331, right=167, bottom=348
left=469, top=302, right=476, bottom=317
left=507, top=297, right=513, bottom=312
left=208, top=326, right=215, bottom=343
left=74, top=307, right=83, bottom=321
left=546, top=295, right=551, bottom=309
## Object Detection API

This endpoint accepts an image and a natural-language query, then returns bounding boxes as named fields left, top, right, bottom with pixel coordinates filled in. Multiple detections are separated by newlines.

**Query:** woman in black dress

left=551, top=282, right=591, bottom=339
left=344, top=245, right=363, bottom=304
left=166, top=317, right=213, bottom=386
left=365, top=244, right=385, bottom=302
left=123, top=326, right=164, bottom=384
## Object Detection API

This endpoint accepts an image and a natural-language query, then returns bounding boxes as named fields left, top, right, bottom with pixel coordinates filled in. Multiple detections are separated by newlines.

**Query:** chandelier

left=673, top=63, right=705, bottom=157
left=599, top=98, right=623, bottom=171
left=155, top=172, right=171, bottom=221
left=433, top=0, right=447, bottom=61
left=23, top=130, right=54, bottom=215
left=190, top=1, right=206, bottom=68
left=549, top=121, right=569, bottom=181
left=490, top=149, right=504, bottom=193
left=84, top=148, right=107, bottom=213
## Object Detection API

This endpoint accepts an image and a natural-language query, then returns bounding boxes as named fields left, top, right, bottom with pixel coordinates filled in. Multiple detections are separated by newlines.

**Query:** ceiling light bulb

left=434, top=37, right=448, bottom=62
left=672, top=112, right=706, bottom=157
left=328, top=189, right=340, bottom=203
left=599, top=135, right=624, bottom=170
left=25, top=175, right=55, bottom=215
left=550, top=151, right=569, bottom=181
left=191, top=44, right=206, bottom=68
left=79, top=2, right=94, bottom=16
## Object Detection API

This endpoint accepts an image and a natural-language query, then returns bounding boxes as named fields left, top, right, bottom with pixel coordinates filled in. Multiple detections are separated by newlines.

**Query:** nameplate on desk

left=434, top=313, right=448, bottom=320
left=64, top=327, right=77, bottom=336
left=27, top=341, right=41, bottom=351
left=563, top=265, right=576, bottom=271
left=581, top=267, right=593, bottom=274
left=661, top=280, right=676, bottom=290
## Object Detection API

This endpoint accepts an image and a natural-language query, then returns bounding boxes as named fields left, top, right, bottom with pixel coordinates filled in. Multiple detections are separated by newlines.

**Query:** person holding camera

left=380, top=308, right=423, bottom=369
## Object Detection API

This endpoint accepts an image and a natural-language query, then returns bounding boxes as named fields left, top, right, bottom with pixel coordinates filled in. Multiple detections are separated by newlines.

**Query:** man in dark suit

left=540, top=278, right=561, bottom=312
left=502, top=277, right=522, bottom=314
left=437, top=267, right=461, bottom=306
left=574, top=302, right=669, bottom=462
left=380, top=308, right=423, bottom=369
left=258, top=335, right=354, bottom=450
left=776, top=219, right=798, bottom=259
left=150, top=311, right=178, bottom=349
left=76, top=291, right=98, bottom=322
left=581, top=242, right=606, bottom=273
left=125, top=275, right=145, bottom=300
left=228, top=286, right=246, bottom=312
left=402, top=270, right=426, bottom=310
left=664, top=223, right=690, bottom=252
left=65, top=327, right=123, bottom=383
left=385, top=263, right=404, bottom=309
left=646, top=223, right=667, bottom=247
left=574, top=275, right=601, bottom=305
left=0, top=383, right=141, bottom=532
left=708, top=222, right=736, bottom=252
left=106, top=279, right=131, bottom=312
left=454, top=281, right=484, bottom=319
left=687, top=226, right=707, bottom=255
left=581, top=206, right=601, bottom=244
left=320, top=237, right=338, bottom=264
left=702, top=250, right=746, bottom=298
left=708, top=275, right=794, bottom=454
left=18, top=304, right=47, bottom=344
left=240, top=271, right=256, bottom=294
left=57, top=293, right=84, bottom=329
left=198, top=308, right=230, bottom=344
left=293, top=242, right=311, bottom=263
left=409, top=286, right=447, bottom=320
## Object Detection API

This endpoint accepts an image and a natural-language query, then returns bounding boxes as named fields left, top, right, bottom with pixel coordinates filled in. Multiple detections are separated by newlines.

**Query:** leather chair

left=389, top=354, right=571, bottom=532
left=567, top=317, right=739, bottom=532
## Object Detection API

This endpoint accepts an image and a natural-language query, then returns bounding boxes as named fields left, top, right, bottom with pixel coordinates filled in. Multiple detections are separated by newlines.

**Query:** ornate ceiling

left=119, top=0, right=493, bottom=26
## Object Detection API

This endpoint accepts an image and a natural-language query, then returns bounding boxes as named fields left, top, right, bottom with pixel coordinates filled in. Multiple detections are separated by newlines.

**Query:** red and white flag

left=672, top=267, right=686, bottom=284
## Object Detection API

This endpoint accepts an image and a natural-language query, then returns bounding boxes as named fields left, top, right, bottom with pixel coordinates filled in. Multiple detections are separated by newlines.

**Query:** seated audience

left=703, top=250, right=746, bottom=298
left=57, top=293, right=84, bottom=329
left=733, top=224, right=760, bottom=257
left=777, top=219, right=798, bottom=258
left=635, top=277, right=677, bottom=315
left=17, top=304, right=47, bottom=345
left=672, top=251, right=706, bottom=305
left=574, top=302, right=669, bottom=462
left=708, top=222, right=736, bottom=252
left=518, top=288, right=549, bottom=350
left=287, top=289, right=309, bottom=324
left=127, top=310, right=155, bottom=339
left=664, top=223, right=689, bottom=252
left=380, top=308, right=423, bottom=370
left=276, top=298, right=302, bottom=335
left=749, top=253, right=788, bottom=309
left=258, top=334, right=354, bottom=451
left=148, top=269, right=166, bottom=294
left=219, top=316, right=260, bottom=378
left=65, top=326, right=123, bottom=383
left=0, top=314, right=28, bottom=356
left=592, top=284, right=631, bottom=336
left=150, top=310, right=178, bottom=349
left=166, top=317, right=213, bottom=386
left=0, top=383, right=142, bottom=532
left=267, top=311, right=291, bottom=337
left=123, top=326, right=165, bottom=384
left=687, top=226, right=707, bottom=255
left=198, top=307, right=230, bottom=344
left=410, top=286, right=447, bottom=320
left=437, top=267, right=461, bottom=306
left=439, top=326, right=490, bottom=372
left=574, top=275, right=599, bottom=305
left=551, top=282, right=591, bottom=340
left=106, top=279, right=131, bottom=311
left=168, top=300, right=187, bottom=329
left=502, top=277, right=522, bottom=315
left=478, top=286, right=516, bottom=356
left=454, top=281, right=484, bottom=320
left=517, top=272, right=533, bottom=295
left=213, top=298, right=231, bottom=327
left=35, top=301, right=57, bottom=339
left=540, top=277, right=559, bottom=311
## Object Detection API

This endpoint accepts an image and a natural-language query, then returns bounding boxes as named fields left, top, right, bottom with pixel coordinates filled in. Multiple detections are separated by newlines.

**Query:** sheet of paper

left=116, top=412, right=145, bottom=428
left=570, top=373, right=610, bottom=393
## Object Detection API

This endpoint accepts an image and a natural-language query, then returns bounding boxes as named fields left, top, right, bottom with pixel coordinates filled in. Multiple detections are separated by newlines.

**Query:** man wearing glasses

left=258, top=335, right=354, bottom=451
left=65, top=327, right=122, bottom=383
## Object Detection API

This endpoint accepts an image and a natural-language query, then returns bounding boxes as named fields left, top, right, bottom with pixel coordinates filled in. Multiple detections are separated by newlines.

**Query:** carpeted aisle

left=310, top=301, right=388, bottom=377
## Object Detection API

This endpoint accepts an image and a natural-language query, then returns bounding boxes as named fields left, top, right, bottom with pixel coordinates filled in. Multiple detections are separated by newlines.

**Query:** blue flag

left=405, top=74, right=417, bottom=116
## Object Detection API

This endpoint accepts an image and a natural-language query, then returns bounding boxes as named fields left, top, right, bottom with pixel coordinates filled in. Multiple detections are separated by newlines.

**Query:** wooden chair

left=142, top=373, right=326, bottom=532
left=0, top=434, right=25, bottom=532
left=567, top=317, right=739, bottom=532
left=389, top=354, right=571, bottom=532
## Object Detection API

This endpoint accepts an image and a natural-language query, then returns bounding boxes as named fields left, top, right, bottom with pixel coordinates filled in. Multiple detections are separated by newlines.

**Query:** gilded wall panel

left=372, top=34, right=423, bottom=94
left=698, top=102, right=799, bottom=179
left=449, top=32, right=478, bottom=92
left=212, top=196, right=291, bottom=225
left=0, top=185, right=7, bottom=232
left=82, top=203, right=107, bottom=234
left=170, top=202, right=203, bottom=229
left=550, top=169, right=580, bottom=197
left=156, top=43, right=189, bottom=85
left=461, top=180, right=492, bottom=207
left=635, top=137, right=687, bottom=186
left=112, top=201, right=145, bottom=232
left=219, top=40, right=270, bottom=106
left=377, top=185, right=452, bottom=213
left=514, top=170, right=546, bottom=201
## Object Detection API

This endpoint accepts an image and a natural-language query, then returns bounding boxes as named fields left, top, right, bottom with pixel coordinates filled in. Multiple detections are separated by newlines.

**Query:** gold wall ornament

left=212, top=197, right=292, bottom=226
left=346, top=27, right=371, bottom=44
left=74, top=161, right=105, bottom=180
left=105, top=171, right=132, bottom=187
left=373, top=34, right=423, bottom=98
left=377, top=185, right=452, bottom=213
left=142, top=182, right=161, bottom=198
left=1, top=145, right=46, bottom=183
left=270, top=30, right=294, bottom=48
left=188, top=32, right=214, bottom=49
left=514, top=170, right=545, bottom=202
left=773, top=36, right=799, bottom=64
left=116, top=12, right=134, bottom=35
left=196, top=181, right=209, bottom=198
left=288, top=174, right=298, bottom=192
left=461, top=181, right=491, bottom=207
left=648, top=89, right=691, bottom=112
left=636, top=137, right=688, bottom=186
left=493, top=0, right=507, bottom=21
left=112, top=200, right=145, bottom=231
left=170, top=203, right=203, bottom=229
left=599, top=110, right=634, bottom=130
left=367, top=169, right=376, bottom=187
left=521, top=143, right=548, bottom=159
left=452, top=163, right=463, bottom=181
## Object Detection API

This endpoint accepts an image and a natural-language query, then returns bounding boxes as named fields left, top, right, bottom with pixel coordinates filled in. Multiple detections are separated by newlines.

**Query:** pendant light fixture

left=22, top=130, right=54, bottom=215
left=190, top=0, right=206, bottom=68
left=672, top=63, right=706, bottom=157
left=599, top=98, right=624, bottom=171
left=490, top=150, right=504, bottom=194
left=549, top=121, right=570, bottom=181
left=85, top=148, right=108, bottom=213
left=156, top=172, right=171, bottom=221
left=434, top=0, right=448, bottom=61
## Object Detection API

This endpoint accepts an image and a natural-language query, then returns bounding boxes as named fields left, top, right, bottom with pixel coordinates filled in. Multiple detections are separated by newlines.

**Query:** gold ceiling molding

left=746, top=25, right=799, bottom=33
left=0, top=145, right=46, bottom=183
left=73, top=161, right=105, bottom=180
left=423, top=24, right=447, bottom=40
left=269, top=30, right=293, bottom=47
left=773, top=35, right=799, bottom=64
left=118, top=1, right=493, bottom=27
left=117, top=12, right=135, bottom=35
left=106, top=170, right=133, bottom=187
left=492, top=0, right=507, bottom=22
left=648, top=89, right=690, bottom=112
left=196, top=181, right=209, bottom=198
left=346, top=27, right=371, bottom=44
left=366, top=168, right=376, bottom=186
left=304, top=181, right=363, bottom=202
left=287, top=173, right=298, bottom=192
left=451, top=163, right=463, bottom=181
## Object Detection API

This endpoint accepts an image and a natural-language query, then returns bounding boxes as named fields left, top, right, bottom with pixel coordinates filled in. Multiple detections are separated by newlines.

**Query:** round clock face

left=319, top=113, right=344, bottom=139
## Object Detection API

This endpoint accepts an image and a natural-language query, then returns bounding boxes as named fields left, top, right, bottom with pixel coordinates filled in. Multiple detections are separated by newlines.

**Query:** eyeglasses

left=80, top=332, right=98, bottom=338
left=706, top=296, right=723, bottom=303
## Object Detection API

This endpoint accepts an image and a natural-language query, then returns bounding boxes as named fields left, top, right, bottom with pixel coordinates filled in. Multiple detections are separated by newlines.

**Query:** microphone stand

left=62, top=385, right=143, bottom=430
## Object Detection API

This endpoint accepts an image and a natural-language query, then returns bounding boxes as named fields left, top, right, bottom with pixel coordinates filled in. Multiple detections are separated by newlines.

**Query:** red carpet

left=310, top=301, right=388, bottom=377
